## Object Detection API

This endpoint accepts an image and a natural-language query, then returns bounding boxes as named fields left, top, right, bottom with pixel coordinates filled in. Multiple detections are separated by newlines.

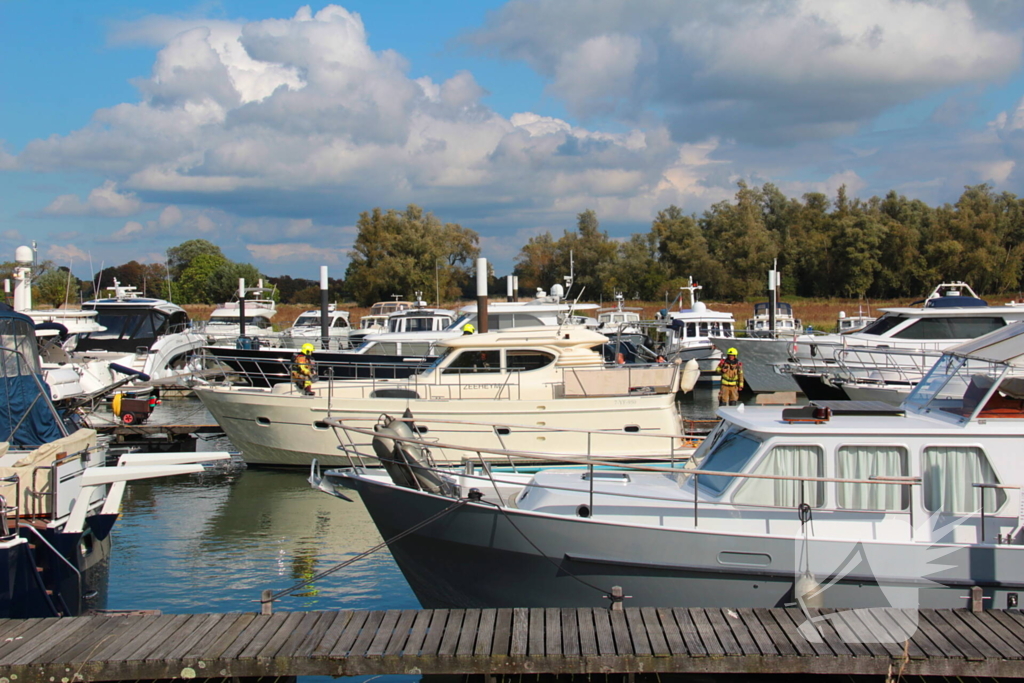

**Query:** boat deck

left=2, top=606, right=1024, bottom=680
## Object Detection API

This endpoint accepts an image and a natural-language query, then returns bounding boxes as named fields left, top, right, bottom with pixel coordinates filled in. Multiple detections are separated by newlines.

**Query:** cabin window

left=893, top=317, right=1004, bottom=340
left=506, top=350, right=555, bottom=372
left=860, top=315, right=908, bottom=336
left=443, top=350, right=501, bottom=374
left=836, top=446, right=909, bottom=511
left=695, top=430, right=763, bottom=495
left=334, top=318, right=349, bottom=328
left=699, top=322, right=709, bottom=336
left=370, top=342, right=399, bottom=355
left=732, top=445, right=825, bottom=508
left=923, top=446, right=1005, bottom=514
left=400, top=342, right=432, bottom=356
left=686, top=323, right=696, bottom=338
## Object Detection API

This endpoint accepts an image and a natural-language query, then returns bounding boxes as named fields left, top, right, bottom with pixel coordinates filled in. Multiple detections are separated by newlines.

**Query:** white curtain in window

left=923, top=446, right=1004, bottom=514
left=837, top=446, right=907, bottom=511
left=733, top=445, right=823, bottom=508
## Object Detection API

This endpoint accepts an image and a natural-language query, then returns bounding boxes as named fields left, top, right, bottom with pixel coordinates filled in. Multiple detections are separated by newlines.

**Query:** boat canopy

left=0, top=310, right=62, bottom=447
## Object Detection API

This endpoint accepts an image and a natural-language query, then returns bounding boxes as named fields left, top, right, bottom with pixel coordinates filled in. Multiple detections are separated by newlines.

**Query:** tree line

left=18, top=182, right=1024, bottom=308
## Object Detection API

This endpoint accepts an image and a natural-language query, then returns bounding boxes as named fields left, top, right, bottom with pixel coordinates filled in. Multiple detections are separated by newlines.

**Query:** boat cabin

left=78, top=282, right=190, bottom=354
left=745, top=302, right=801, bottom=337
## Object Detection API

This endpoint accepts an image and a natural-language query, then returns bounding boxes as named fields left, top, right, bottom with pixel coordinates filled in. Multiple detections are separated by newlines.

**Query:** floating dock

left=2, top=607, right=1024, bottom=680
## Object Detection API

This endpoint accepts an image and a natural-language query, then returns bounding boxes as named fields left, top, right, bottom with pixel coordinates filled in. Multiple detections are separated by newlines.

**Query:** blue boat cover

left=0, top=310, right=63, bottom=447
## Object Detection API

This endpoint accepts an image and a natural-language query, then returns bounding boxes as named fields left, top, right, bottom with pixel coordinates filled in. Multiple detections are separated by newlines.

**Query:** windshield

left=420, top=347, right=453, bottom=375
left=694, top=428, right=763, bottom=496
left=295, top=316, right=320, bottom=327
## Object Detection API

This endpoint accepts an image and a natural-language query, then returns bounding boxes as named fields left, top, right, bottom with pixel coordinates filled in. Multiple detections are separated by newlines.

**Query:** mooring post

left=262, top=589, right=273, bottom=615
left=971, top=586, right=985, bottom=612
left=610, top=586, right=624, bottom=611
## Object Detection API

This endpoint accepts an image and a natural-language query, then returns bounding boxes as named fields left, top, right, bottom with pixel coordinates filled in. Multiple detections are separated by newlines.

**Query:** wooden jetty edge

left=3, top=607, right=1024, bottom=681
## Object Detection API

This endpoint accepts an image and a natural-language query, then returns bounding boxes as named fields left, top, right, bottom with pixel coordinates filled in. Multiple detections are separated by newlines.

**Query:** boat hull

left=196, top=387, right=686, bottom=468
left=345, top=475, right=1024, bottom=611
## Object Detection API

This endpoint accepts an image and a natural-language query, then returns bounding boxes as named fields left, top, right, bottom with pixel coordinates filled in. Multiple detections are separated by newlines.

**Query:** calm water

left=88, top=386, right=725, bottom=679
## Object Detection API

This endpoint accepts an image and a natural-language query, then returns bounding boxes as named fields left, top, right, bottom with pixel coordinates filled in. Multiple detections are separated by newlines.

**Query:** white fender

left=678, top=359, right=700, bottom=393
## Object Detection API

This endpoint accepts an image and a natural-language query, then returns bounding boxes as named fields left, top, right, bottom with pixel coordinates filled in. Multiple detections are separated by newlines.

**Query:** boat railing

left=780, top=345, right=944, bottom=384
left=325, top=414, right=707, bottom=473
left=318, top=415, right=1024, bottom=544
left=0, top=478, right=19, bottom=541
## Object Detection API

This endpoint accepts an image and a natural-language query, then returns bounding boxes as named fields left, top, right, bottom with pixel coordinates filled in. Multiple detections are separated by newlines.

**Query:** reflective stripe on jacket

left=716, top=359, right=743, bottom=387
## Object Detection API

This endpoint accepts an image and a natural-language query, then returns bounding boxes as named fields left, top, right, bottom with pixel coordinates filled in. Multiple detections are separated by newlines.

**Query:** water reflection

left=106, top=468, right=417, bottom=615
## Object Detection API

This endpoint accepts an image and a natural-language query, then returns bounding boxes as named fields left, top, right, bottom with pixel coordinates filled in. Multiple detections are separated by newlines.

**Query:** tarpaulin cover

left=0, top=310, right=63, bottom=447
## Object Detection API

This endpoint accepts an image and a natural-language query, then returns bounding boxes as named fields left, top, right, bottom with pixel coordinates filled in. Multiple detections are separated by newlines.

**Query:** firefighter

left=462, top=323, right=476, bottom=335
left=291, top=343, right=317, bottom=396
left=715, top=347, right=744, bottom=406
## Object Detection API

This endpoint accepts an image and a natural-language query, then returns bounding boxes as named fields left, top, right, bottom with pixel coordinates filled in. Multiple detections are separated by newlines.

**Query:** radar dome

left=14, top=246, right=32, bottom=264
left=693, top=301, right=707, bottom=313
left=550, top=283, right=565, bottom=299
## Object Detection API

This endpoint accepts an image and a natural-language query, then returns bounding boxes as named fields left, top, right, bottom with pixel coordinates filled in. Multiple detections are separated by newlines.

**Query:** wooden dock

left=3, top=607, right=1024, bottom=680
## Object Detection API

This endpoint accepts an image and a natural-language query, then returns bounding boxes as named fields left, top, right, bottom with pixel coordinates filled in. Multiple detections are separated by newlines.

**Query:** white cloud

left=101, top=221, right=145, bottom=243
left=43, top=181, right=143, bottom=217
left=46, top=245, right=89, bottom=263
left=245, top=243, right=343, bottom=264
left=0, top=230, right=22, bottom=242
left=467, top=0, right=1022, bottom=142
left=158, top=205, right=183, bottom=228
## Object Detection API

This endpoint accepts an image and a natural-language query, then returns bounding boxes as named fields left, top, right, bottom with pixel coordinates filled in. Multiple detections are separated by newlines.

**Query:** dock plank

left=11, top=615, right=101, bottom=665
left=625, top=608, right=651, bottom=656
left=640, top=607, right=669, bottom=656
left=609, top=608, right=633, bottom=655
left=737, top=608, right=778, bottom=656
left=309, top=611, right=353, bottom=657
left=350, top=610, right=388, bottom=657
left=688, top=608, right=725, bottom=656
left=925, top=610, right=989, bottom=660
left=0, top=618, right=66, bottom=660
left=403, top=610, right=434, bottom=656
left=705, top=608, right=742, bottom=655
left=561, top=608, right=580, bottom=657
left=593, top=607, right=615, bottom=655
left=275, top=611, right=329, bottom=660
left=752, top=608, right=795, bottom=656
left=577, top=608, right=598, bottom=656
left=671, top=607, right=707, bottom=656
left=367, top=610, right=403, bottom=657
left=456, top=609, right=480, bottom=656
left=544, top=608, right=561, bottom=657
left=528, top=608, right=545, bottom=656
left=910, top=609, right=965, bottom=659
left=810, top=609, right=853, bottom=658
left=329, top=609, right=371, bottom=657
left=491, top=608, right=513, bottom=657
left=384, top=610, right=419, bottom=657
left=163, top=613, right=229, bottom=662
left=437, top=609, right=465, bottom=657
left=657, top=608, right=688, bottom=656
left=509, top=607, right=528, bottom=656
left=768, top=609, right=817, bottom=657
left=473, top=609, right=496, bottom=657
left=719, top=608, right=759, bottom=656
left=419, top=609, right=449, bottom=657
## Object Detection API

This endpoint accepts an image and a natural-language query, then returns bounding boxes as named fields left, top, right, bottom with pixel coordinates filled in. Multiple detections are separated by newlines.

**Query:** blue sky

left=3, top=0, right=1024, bottom=281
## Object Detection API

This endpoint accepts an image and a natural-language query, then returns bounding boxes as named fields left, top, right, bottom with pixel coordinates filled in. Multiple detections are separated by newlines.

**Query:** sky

left=4, top=0, right=1024, bottom=281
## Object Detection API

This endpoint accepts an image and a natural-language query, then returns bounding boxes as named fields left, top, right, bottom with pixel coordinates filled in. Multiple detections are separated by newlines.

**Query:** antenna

left=558, top=285, right=586, bottom=334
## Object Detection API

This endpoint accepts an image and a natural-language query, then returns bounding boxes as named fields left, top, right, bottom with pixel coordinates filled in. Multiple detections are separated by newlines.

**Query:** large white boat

left=658, top=278, right=736, bottom=380
left=202, top=285, right=279, bottom=347
left=313, top=321, right=1024, bottom=612
left=715, top=281, right=1024, bottom=394
left=278, top=305, right=353, bottom=350
left=50, top=279, right=209, bottom=400
left=196, top=326, right=697, bottom=468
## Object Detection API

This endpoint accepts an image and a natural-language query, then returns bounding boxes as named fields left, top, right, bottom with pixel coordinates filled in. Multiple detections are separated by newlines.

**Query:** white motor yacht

left=56, top=280, right=208, bottom=400
left=196, top=326, right=698, bottom=467
left=716, top=281, right=1024, bottom=394
left=279, top=305, right=352, bottom=350
left=202, top=282, right=280, bottom=348
left=597, top=293, right=643, bottom=335
left=313, top=321, right=1024, bottom=614
left=658, top=278, right=736, bottom=381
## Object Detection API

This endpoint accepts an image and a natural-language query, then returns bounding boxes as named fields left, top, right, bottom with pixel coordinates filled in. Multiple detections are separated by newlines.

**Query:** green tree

left=167, top=240, right=226, bottom=280
left=345, top=205, right=480, bottom=306
left=650, top=205, right=720, bottom=295
left=33, top=267, right=78, bottom=308
left=208, top=262, right=266, bottom=304
left=612, top=232, right=668, bottom=301
left=701, top=182, right=780, bottom=301
left=176, top=253, right=229, bottom=304
left=514, top=232, right=560, bottom=296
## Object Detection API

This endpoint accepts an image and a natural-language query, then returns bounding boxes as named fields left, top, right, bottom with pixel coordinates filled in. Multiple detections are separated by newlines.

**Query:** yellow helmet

left=462, top=323, right=476, bottom=334
left=301, top=343, right=315, bottom=355
left=727, top=347, right=738, bottom=356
